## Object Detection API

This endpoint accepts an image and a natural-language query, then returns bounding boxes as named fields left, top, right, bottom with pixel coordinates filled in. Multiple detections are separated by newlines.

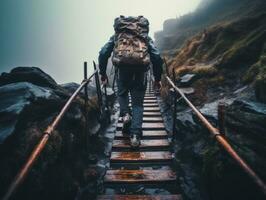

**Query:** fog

left=0, top=0, right=201, bottom=83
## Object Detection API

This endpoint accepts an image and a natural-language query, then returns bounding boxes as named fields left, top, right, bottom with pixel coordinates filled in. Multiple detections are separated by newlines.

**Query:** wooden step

left=144, top=97, right=156, bottom=100
left=129, top=103, right=159, bottom=107
left=130, top=100, right=157, bottom=103
left=110, top=151, right=173, bottom=163
left=118, top=116, right=163, bottom=123
left=143, top=111, right=162, bottom=116
left=143, top=107, right=160, bottom=112
left=115, top=130, right=168, bottom=139
left=112, top=139, right=169, bottom=150
left=129, top=96, right=156, bottom=100
left=118, top=107, right=160, bottom=112
left=117, top=122, right=165, bottom=130
left=130, top=93, right=154, bottom=96
left=142, top=116, right=163, bottom=122
left=97, top=195, right=182, bottom=200
left=104, top=169, right=176, bottom=184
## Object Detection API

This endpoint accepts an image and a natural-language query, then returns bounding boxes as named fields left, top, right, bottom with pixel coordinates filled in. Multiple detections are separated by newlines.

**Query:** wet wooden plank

left=130, top=99, right=157, bottom=103
left=144, top=107, right=160, bottom=112
left=144, top=97, right=157, bottom=100
left=115, top=130, right=168, bottom=138
left=143, top=103, right=159, bottom=107
left=97, top=195, right=182, bottom=200
left=117, top=122, right=165, bottom=130
left=129, top=103, right=159, bottom=107
left=112, top=139, right=169, bottom=149
left=129, top=96, right=156, bottom=100
left=143, top=111, right=162, bottom=116
left=118, top=116, right=163, bottom=123
left=123, top=107, right=160, bottom=112
left=142, top=116, right=163, bottom=121
left=110, top=151, right=173, bottom=162
left=104, top=169, right=176, bottom=183
left=129, top=95, right=156, bottom=98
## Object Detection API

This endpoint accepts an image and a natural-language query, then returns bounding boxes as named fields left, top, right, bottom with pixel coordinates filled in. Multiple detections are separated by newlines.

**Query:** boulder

left=255, top=76, right=266, bottom=103
left=0, top=67, right=58, bottom=89
left=179, top=74, right=197, bottom=86
left=61, top=82, right=97, bottom=97
left=179, top=87, right=195, bottom=95
left=0, top=82, right=59, bottom=143
left=0, top=67, right=104, bottom=200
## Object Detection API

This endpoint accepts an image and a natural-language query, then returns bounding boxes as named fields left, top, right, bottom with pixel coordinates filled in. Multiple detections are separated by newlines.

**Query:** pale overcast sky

left=0, top=0, right=201, bottom=83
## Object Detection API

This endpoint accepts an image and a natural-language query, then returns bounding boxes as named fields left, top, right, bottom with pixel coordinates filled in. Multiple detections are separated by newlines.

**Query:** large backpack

left=112, top=16, right=151, bottom=69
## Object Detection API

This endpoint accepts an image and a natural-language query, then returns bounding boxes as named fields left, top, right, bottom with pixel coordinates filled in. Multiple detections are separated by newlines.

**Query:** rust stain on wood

left=111, top=151, right=172, bottom=162
left=117, top=122, right=164, bottom=129
left=116, top=130, right=167, bottom=137
left=118, top=116, right=163, bottom=123
left=104, top=169, right=176, bottom=183
left=112, top=139, right=169, bottom=148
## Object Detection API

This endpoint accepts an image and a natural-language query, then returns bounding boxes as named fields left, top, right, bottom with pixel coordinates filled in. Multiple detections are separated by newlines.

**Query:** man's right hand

left=101, top=75, right=108, bottom=86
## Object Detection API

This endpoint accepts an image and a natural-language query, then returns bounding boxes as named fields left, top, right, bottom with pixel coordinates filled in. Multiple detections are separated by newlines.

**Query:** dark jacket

left=98, top=35, right=163, bottom=81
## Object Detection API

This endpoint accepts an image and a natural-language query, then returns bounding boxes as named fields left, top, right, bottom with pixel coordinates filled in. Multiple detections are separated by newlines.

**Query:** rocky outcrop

left=0, top=67, right=58, bottom=89
left=158, top=0, right=266, bottom=199
left=161, top=85, right=266, bottom=200
left=0, top=67, right=109, bottom=200
left=0, top=82, right=59, bottom=143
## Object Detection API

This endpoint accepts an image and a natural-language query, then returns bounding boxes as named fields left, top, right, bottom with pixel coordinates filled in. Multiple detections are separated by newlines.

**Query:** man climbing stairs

left=97, top=87, right=182, bottom=200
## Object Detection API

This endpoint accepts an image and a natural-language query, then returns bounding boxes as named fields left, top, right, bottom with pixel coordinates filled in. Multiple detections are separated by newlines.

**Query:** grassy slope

left=155, top=0, right=265, bottom=51
left=159, top=0, right=266, bottom=103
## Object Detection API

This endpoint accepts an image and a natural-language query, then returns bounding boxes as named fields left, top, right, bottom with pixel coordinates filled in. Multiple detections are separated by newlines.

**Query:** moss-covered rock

left=244, top=51, right=266, bottom=103
left=0, top=67, right=105, bottom=200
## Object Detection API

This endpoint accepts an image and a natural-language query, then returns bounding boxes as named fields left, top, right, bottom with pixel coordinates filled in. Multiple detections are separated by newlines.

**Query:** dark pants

left=117, top=69, right=147, bottom=136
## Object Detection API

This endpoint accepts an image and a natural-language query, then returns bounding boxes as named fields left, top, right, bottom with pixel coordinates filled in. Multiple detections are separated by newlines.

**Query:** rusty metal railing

left=165, top=75, right=266, bottom=196
left=2, top=62, right=106, bottom=200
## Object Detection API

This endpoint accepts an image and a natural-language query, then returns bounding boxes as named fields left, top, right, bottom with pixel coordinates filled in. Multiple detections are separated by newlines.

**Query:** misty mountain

left=155, top=0, right=266, bottom=52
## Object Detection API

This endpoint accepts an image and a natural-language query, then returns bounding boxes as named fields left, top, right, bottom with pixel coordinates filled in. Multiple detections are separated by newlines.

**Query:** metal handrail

left=2, top=69, right=99, bottom=200
left=165, top=75, right=266, bottom=196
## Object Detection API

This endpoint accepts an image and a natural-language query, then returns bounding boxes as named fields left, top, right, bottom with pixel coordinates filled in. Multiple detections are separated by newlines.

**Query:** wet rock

left=179, top=87, right=195, bottom=95
left=225, top=99, right=266, bottom=176
left=0, top=67, right=106, bottom=200
left=161, top=84, right=266, bottom=200
left=83, top=164, right=106, bottom=182
left=226, top=99, right=266, bottom=139
left=61, top=82, right=97, bottom=97
left=0, top=82, right=59, bottom=143
left=77, top=164, right=106, bottom=199
left=0, top=67, right=58, bottom=89
left=255, top=77, right=266, bottom=103
left=179, top=74, right=197, bottom=86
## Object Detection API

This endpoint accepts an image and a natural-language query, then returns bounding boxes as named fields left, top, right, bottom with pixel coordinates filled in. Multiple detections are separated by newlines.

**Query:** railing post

left=83, top=62, right=89, bottom=152
left=172, top=68, right=177, bottom=141
left=93, top=61, right=102, bottom=111
left=218, top=102, right=226, bottom=136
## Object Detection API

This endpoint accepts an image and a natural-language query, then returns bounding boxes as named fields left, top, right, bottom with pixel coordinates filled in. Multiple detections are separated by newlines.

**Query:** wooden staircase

left=97, top=89, right=182, bottom=200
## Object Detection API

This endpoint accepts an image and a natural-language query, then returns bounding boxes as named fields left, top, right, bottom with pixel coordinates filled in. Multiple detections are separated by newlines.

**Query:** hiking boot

left=130, top=134, right=141, bottom=148
left=122, top=113, right=131, bottom=136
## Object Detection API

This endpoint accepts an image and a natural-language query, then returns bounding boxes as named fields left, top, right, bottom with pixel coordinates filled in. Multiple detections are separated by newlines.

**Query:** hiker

left=98, top=15, right=163, bottom=148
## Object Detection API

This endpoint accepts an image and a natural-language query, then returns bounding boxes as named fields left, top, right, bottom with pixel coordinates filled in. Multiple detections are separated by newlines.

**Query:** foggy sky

left=0, top=0, right=200, bottom=83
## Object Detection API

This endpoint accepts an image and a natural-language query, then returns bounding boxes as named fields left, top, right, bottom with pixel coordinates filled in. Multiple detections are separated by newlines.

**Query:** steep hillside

left=156, top=1, right=266, bottom=200
left=158, top=0, right=266, bottom=104
left=155, top=0, right=266, bottom=53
